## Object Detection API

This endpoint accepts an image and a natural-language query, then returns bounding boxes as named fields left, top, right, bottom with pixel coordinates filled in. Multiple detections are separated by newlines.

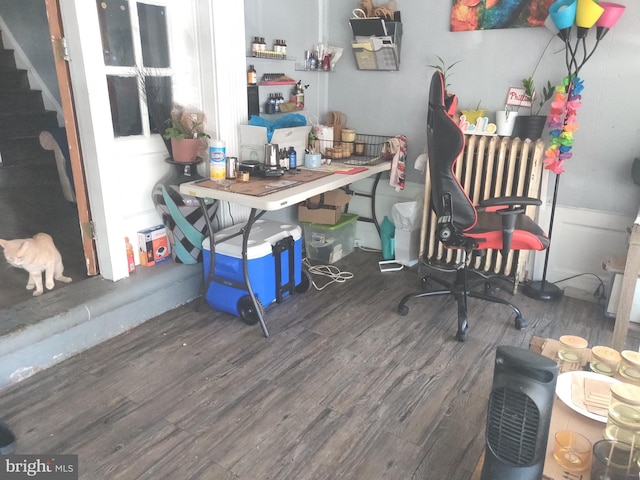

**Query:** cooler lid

left=204, top=219, right=301, bottom=259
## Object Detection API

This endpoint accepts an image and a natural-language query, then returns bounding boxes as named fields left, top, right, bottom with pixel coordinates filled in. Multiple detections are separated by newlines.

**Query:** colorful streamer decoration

left=543, top=75, right=583, bottom=174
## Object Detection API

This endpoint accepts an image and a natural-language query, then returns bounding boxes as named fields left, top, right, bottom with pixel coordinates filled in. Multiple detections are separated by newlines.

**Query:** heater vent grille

left=486, top=386, right=540, bottom=466
left=420, top=135, right=545, bottom=288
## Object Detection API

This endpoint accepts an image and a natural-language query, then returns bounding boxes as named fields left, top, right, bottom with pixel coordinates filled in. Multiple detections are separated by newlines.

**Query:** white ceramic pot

left=496, top=111, right=518, bottom=136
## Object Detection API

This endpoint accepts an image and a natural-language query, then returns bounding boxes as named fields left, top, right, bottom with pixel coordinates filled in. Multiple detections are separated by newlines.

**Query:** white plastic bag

left=391, top=200, right=421, bottom=231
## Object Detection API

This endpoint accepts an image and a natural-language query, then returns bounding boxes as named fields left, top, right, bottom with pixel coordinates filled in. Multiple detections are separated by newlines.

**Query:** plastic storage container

left=302, top=213, right=358, bottom=264
left=202, top=219, right=302, bottom=321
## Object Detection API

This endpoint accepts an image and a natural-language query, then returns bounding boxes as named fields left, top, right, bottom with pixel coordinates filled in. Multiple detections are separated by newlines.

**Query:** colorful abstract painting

left=451, top=0, right=554, bottom=31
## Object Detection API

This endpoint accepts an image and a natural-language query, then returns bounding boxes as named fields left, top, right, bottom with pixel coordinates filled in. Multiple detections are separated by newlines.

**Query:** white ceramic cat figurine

left=0, top=233, right=72, bottom=296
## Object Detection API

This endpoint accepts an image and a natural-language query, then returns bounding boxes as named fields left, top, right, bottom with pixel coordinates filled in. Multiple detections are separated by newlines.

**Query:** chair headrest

left=430, top=71, right=458, bottom=117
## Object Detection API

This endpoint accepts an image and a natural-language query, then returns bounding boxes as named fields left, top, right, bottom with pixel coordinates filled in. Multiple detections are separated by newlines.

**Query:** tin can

left=226, top=156, right=237, bottom=179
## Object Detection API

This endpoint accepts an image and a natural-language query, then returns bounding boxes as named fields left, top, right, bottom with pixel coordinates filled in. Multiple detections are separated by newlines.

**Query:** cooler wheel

left=295, top=270, right=312, bottom=293
left=237, top=296, right=264, bottom=326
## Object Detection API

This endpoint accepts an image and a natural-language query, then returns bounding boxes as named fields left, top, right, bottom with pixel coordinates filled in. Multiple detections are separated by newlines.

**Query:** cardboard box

left=239, top=125, right=311, bottom=163
left=298, top=189, right=352, bottom=225
left=137, top=225, right=170, bottom=266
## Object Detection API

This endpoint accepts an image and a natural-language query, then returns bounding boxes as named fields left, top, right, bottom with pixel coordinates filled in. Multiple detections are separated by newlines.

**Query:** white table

left=179, top=162, right=391, bottom=337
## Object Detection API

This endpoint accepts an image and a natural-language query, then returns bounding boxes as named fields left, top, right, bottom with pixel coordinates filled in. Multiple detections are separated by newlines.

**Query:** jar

left=558, top=335, right=588, bottom=365
left=341, top=128, right=356, bottom=143
left=604, top=383, right=640, bottom=446
left=590, top=346, right=622, bottom=376
left=619, top=350, right=640, bottom=384
left=354, top=141, right=366, bottom=156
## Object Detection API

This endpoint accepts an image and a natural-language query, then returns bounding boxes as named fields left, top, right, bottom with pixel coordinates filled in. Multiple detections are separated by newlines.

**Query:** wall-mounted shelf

left=350, top=20, right=402, bottom=71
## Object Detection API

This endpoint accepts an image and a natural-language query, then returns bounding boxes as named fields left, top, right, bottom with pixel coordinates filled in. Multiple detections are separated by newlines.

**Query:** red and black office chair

left=397, top=71, right=549, bottom=342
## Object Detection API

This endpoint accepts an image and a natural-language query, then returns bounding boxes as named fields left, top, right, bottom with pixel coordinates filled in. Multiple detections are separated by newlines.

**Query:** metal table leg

left=198, top=199, right=270, bottom=337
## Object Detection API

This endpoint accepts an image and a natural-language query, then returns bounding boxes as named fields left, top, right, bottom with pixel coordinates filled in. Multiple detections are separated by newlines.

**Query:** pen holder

left=305, top=153, right=321, bottom=168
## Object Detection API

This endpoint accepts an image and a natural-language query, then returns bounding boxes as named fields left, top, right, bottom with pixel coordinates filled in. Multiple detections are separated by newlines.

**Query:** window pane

left=107, top=76, right=142, bottom=137
left=138, top=4, right=170, bottom=68
left=145, top=76, right=172, bottom=134
left=97, top=0, right=135, bottom=66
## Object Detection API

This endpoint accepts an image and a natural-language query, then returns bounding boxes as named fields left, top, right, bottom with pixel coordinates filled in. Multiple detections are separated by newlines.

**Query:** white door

left=57, top=0, right=247, bottom=280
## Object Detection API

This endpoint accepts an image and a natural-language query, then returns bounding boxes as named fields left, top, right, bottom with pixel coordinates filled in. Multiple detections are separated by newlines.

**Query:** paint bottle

left=209, top=139, right=226, bottom=181
left=125, top=237, right=135, bottom=273
left=288, top=146, right=297, bottom=169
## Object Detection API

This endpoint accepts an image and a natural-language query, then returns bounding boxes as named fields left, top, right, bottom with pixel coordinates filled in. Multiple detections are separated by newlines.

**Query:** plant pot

left=170, top=138, right=200, bottom=163
left=512, top=115, right=547, bottom=140
left=496, top=111, right=518, bottom=136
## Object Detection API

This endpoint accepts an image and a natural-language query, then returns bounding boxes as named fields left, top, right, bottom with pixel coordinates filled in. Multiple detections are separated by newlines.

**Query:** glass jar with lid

left=558, top=335, right=588, bottom=367
left=590, top=345, right=622, bottom=376
left=619, top=350, right=640, bottom=384
left=604, top=383, right=640, bottom=446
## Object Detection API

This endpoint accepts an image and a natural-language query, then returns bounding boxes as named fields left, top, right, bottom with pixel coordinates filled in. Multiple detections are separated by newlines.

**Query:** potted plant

left=163, top=105, right=211, bottom=163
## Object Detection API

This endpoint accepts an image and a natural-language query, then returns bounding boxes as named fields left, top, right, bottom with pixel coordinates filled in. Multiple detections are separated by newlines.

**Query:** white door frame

left=58, top=0, right=248, bottom=280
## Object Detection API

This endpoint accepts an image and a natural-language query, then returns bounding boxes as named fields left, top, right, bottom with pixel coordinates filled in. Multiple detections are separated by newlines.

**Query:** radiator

left=419, top=135, right=546, bottom=289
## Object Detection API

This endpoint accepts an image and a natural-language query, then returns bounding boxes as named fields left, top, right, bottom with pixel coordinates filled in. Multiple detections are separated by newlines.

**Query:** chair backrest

left=427, top=71, right=476, bottom=232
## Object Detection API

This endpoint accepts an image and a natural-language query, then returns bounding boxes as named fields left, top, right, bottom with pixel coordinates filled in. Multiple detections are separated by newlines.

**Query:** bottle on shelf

left=247, top=65, right=257, bottom=85
left=125, top=237, right=135, bottom=273
left=251, top=37, right=260, bottom=56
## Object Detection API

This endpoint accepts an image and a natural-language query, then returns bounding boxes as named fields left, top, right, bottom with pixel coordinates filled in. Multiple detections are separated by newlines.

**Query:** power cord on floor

left=303, top=257, right=354, bottom=291
left=551, top=272, right=608, bottom=307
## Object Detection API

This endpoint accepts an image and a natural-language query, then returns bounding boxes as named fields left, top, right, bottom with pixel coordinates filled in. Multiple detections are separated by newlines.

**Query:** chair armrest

left=478, top=196, right=542, bottom=208
left=478, top=196, right=541, bottom=255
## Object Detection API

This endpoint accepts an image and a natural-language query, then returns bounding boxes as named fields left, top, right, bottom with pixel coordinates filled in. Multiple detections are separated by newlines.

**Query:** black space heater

left=481, top=345, right=558, bottom=480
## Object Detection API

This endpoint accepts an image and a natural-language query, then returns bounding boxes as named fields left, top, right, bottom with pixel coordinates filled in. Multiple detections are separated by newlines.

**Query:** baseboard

left=0, top=262, right=202, bottom=390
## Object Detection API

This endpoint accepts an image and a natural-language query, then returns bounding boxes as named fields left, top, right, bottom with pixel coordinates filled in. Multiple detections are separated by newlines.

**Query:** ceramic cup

left=305, top=153, right=321, bottom=168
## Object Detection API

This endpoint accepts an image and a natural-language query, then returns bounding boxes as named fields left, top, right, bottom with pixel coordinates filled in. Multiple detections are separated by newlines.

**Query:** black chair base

left=397, top=266, right=527, bottom=342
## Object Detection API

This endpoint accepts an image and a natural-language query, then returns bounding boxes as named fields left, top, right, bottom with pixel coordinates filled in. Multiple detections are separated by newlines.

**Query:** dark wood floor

left=0, top=163, right=88, bottom=308
left=0, top=249, right=638, bottom=479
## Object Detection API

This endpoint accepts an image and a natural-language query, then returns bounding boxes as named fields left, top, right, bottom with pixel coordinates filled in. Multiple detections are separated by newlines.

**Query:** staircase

left=0, top=31, right=58, bottom=167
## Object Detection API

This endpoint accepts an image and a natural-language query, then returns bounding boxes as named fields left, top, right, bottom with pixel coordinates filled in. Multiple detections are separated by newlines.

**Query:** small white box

left=394, top=229, right=420, bottom=267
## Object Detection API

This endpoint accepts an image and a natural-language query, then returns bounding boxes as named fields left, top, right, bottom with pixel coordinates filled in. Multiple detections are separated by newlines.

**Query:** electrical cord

left=303, top=257, right=354, bottom=291
left=550, top=272, right=608, bottom=307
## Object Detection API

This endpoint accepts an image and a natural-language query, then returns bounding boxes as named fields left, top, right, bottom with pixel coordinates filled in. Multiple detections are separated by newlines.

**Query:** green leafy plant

left=162, top=105, right=211, bottom=140
left=428, top=55, right=462, bottom=90
left=521, top=77, right=554, bottom=116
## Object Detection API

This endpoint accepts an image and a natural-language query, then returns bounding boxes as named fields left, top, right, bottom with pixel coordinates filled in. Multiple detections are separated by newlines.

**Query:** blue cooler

left=202, top=219, right=302, bottom=318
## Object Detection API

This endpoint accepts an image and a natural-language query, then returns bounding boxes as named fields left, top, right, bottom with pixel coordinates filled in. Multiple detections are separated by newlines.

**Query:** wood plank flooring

left=0, top=249, right=638, bottom=479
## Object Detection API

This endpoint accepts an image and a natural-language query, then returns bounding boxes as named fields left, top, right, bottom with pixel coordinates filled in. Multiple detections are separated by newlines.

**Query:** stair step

left=0, top=50, right=16, bottom=69
left=0, top=136, right=54, bottom=166
left=0, top=90, right=44, bottom=113
left=0, top=69, right=29, bottom=90
left=0, top=111, right=58, bottom=137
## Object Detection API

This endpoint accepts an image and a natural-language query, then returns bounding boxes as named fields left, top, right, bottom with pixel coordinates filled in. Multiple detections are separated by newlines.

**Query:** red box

left=137, top=225, right=170, bottom=266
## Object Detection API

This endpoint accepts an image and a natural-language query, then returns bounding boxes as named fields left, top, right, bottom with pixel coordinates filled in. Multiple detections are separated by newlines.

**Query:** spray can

left=125, top=237, right=135, bottom=273
left=209, top=139, right=226, bottom=181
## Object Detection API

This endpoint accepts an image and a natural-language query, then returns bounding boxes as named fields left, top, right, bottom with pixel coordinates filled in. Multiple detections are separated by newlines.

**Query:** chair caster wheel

left=484, top=281, right=497, bottom=296
left=397, top=304, right=409, bottom=316
left=515, top=317, right=528, bottom=330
